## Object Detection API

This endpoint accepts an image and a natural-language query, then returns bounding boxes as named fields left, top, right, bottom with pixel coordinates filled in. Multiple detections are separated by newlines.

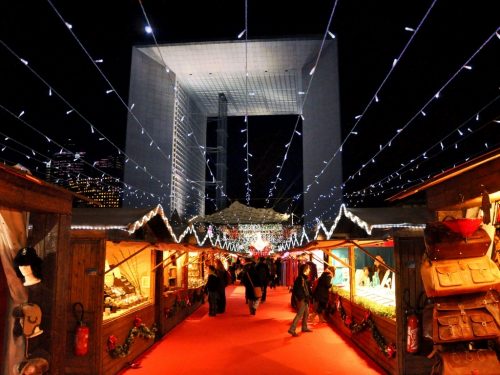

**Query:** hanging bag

left=431, top=290, right=500, bottom=344
left=420, top=254, right=500, bottom=297
left=247, top=274, right=262, bottom=299
left=435, top=350, right=500, bottom=375
left=424, top=217, right=490, bottom=261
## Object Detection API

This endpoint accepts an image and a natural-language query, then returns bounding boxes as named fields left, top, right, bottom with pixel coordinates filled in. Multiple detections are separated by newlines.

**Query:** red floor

left=119, top=285, right=386, bottom=375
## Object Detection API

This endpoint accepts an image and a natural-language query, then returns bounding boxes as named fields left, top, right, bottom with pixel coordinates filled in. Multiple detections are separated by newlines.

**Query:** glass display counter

left=330, top=246, right=396, bottom=318
left=103, top=243, right=154, bottom=321
left=187, top=252, right=205, bottom=289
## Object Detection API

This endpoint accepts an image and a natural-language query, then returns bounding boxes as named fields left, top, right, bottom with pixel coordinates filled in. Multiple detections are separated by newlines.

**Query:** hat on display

left=14, top=357, right=49, bottom=375
left=12, top=303, right=44, bottom=338
left=13, top=247, right=43, bottom=282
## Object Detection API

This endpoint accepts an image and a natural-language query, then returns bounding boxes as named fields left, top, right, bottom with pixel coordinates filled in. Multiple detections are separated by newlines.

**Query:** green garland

left=107, top=317, right=157, bottom=358
left=334, top=295, right=396, bottom=358
left=334, top=287, right=395, bottom=318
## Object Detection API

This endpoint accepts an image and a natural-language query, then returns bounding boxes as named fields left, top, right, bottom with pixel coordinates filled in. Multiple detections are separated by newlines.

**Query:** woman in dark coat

left=312, top=266, right=335, bottom=323
left=241, top=261, right=261, bottom=315
left=215, top=259, right=229, bottom=313
left=204, top=265, right=220, bottom=316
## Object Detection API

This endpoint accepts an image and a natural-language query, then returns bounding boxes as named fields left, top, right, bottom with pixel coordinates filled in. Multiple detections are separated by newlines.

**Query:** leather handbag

left=247, top=274, right=262, bottom=298
left=420, top=254, right=500, bottom=297
left=436, top=350, right=500, bottom=375
left=432, top=290, right=500, bottom=344
left=424, top=219, right=491, bottom=261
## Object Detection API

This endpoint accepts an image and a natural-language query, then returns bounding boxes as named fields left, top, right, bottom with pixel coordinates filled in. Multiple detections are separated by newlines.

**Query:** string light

left=293, top=25, right=497, bottom=221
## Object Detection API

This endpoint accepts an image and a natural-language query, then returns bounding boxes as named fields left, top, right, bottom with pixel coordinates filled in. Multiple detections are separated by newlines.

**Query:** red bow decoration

left=107, top=335, right=118, bottom=351
left=385, top=343, right=396, bottom=358
left=134, top=316, right=143, bottom=327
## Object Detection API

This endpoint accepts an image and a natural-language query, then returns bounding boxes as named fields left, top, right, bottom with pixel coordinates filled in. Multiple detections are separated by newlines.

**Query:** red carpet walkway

left=120, top=285, right=386, bottom=375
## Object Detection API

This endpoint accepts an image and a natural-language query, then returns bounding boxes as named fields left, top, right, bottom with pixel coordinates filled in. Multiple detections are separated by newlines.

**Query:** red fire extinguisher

left=73, top=302, right=89, bottom=356
left=404, top=289, right=422, bottom=354
left=406, top=309, right=419, bottom=353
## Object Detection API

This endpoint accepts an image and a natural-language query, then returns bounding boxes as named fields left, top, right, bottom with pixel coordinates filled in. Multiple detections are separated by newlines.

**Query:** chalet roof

left=388, top=147, right=500, bottom=202
left=191, top=201, right=290, bottom=224
left=318, top=204, right=432, bottom=238
left=71, top=207, right=157, bottom=229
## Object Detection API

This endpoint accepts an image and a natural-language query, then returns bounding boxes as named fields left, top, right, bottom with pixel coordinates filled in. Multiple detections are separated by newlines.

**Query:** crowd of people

left=204, top=253, right=388, bottom=338
left=204, top=256, right=282, bottom=316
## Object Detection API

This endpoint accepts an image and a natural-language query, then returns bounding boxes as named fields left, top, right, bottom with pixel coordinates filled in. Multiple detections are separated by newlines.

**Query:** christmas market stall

left=0, top=163, right=74, bottom=375
left=389, top=148, right=500, bottom=373
left=69, top=205, right=211, bottom=375
left=288, top=205, right=432, bottom=375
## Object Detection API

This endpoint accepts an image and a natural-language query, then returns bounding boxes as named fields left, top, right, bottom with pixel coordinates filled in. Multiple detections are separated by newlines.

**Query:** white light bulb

left=404, top=27, right=415, bottom=32
left=309, top=66, right=316, bottom=75
left=327, top=31, right=336, bottom=39
left=238, top=29, right=246, bottom=39
left=145, top=25, right=153, bottom=34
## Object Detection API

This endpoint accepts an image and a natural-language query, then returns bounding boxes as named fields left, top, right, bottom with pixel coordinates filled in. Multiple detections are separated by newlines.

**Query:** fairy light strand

left=285, top=0, right=438, bottom=217
left=265, top=0, right=340, bottom=208
left=45, top=0, right=205, bottom=199
left=293, top=27, right=500, bottom=222
left=0, top=40, right=179, bottom=200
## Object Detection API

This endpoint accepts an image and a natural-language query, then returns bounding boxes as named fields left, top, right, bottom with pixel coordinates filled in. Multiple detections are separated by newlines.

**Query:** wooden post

left=349, top=245, right=355, bottom=302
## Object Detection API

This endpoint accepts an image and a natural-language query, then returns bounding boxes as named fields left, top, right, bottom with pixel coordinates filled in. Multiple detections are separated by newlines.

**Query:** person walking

left=310, top=266, right=335, bottom=323
left=215, top=259, right=229, bottom=313
left=255, top=257, right=270, bottom=302
left=241, top=261, right=261, bottom=315
left=204, top=265, right=220, bottom=316
left=288, top=263, right=313, bottom=336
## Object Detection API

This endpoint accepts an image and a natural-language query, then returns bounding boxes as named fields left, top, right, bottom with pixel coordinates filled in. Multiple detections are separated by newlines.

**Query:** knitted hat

left=13, top=247, right=43, bottom=281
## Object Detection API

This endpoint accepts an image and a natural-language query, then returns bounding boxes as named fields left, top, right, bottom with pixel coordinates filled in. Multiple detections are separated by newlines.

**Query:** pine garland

left=334, top=295, right=396, bottom=358
left=107, top=317, right=157, bottom=358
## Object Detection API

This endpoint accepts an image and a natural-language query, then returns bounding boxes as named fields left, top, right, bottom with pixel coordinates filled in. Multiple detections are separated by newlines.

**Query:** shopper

left=204, top=265, right=220, bottom=316
left=311, top=266, right=335, bottom=323
left=255, top=257, right=271, bottom=302
left=241, top=261, right=261, bottom=315
left=215, top=259, right=229, bottom=313
left=288, top=263, right=313, bottom=336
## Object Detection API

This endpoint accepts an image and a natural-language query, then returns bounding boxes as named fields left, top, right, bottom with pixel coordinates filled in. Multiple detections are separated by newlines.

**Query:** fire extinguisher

left=406, top=309, right=419, bottom=353
left=404, top=289, right=424, bottom=354
left=73, top=302, right=89, bottom=356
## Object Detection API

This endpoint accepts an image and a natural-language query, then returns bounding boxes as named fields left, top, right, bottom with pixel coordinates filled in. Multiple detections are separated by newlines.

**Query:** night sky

left=1, top=1, right=499, bottom=220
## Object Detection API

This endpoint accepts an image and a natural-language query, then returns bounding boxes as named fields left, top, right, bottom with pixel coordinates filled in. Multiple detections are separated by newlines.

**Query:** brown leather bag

left=437, top=350, right=500, bottom=375
left=421, top=254, right=500, bottom=297
left=432, top=290, right=500, bottom=344
left=424, top=221, right=491, bottom=261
